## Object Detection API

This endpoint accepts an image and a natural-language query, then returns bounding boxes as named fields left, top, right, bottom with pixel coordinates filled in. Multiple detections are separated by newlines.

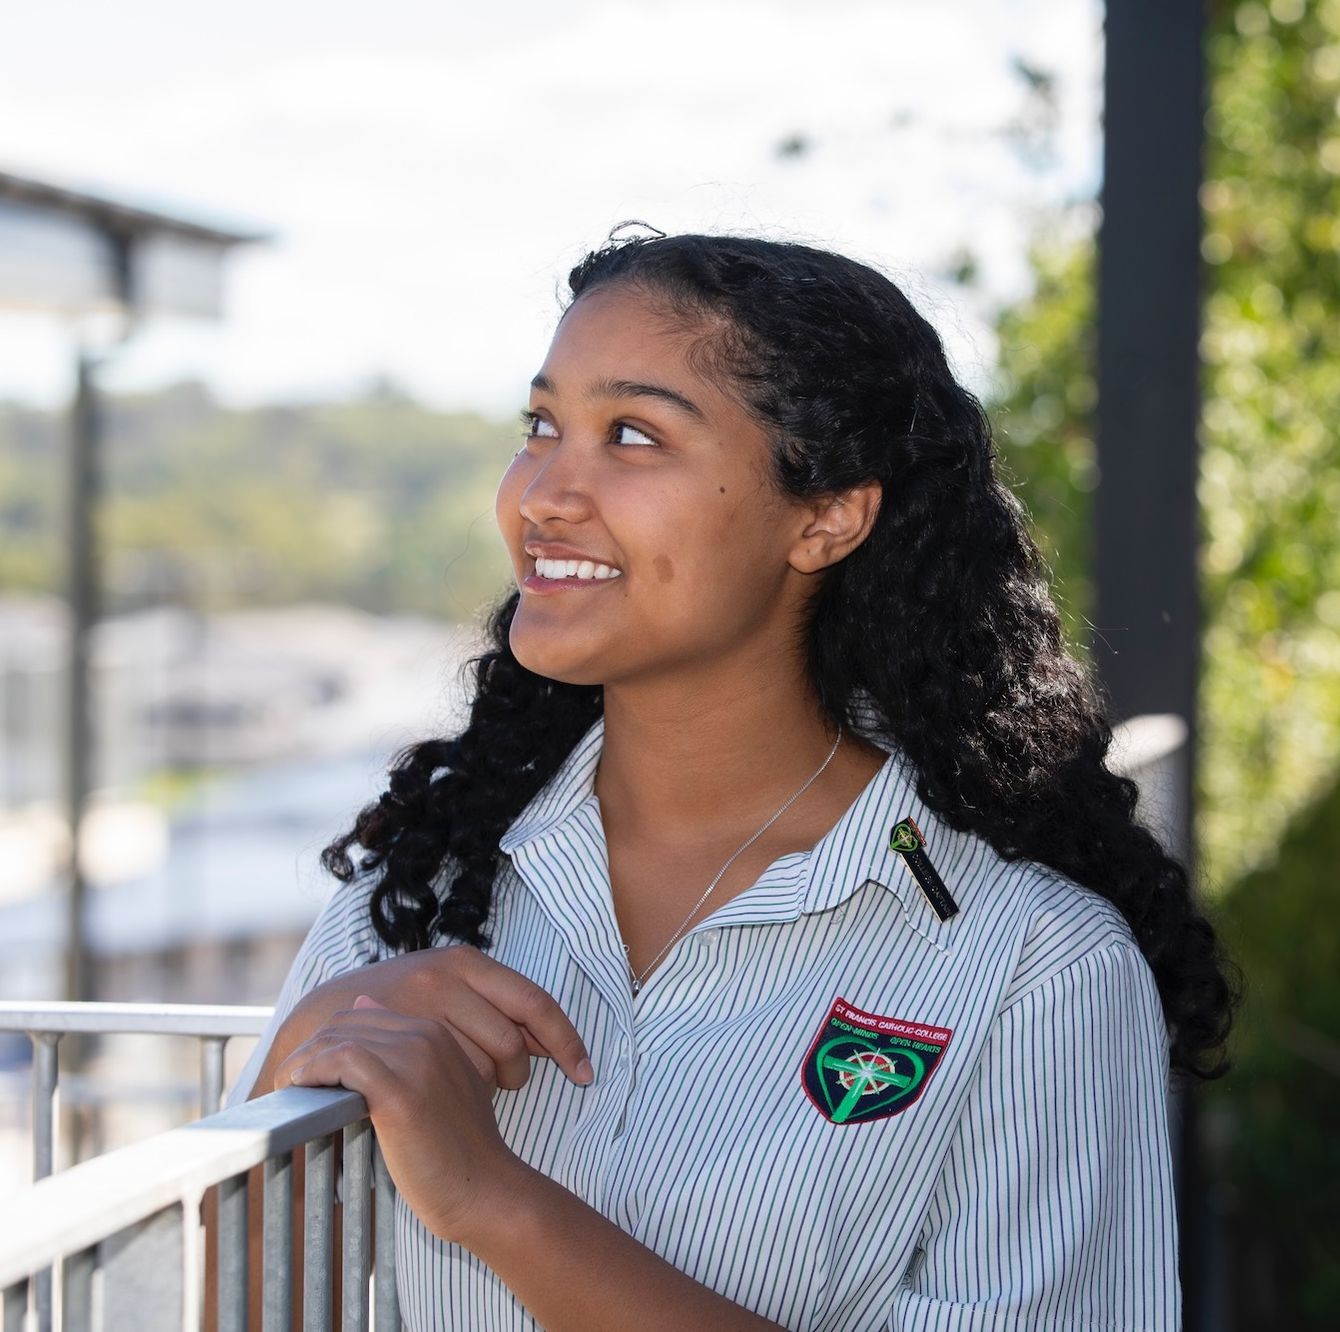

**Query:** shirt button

left=703, top=929, right=720, bottom=943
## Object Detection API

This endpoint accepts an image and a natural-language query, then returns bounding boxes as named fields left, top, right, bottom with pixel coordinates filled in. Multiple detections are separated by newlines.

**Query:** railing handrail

left=0, top=1085, right=366, bottom=1288
left=0, top=1000, right=274, bottom=1039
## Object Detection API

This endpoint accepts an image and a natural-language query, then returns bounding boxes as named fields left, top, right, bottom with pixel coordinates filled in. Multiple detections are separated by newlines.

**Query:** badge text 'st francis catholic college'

left=800, top=997, right=954, bottom=1126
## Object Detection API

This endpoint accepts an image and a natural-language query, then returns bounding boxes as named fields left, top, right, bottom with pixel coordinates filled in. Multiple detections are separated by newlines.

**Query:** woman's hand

left=260, top=944, right=594, bottom=1097
left=274, top=996, right=535, bottom=1244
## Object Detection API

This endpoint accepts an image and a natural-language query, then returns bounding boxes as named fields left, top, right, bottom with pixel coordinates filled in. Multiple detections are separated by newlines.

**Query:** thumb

left=353, top=994, right=389, bottom=1010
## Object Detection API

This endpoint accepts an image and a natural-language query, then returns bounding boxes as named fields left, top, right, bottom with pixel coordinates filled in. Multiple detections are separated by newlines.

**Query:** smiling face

left=494, top=282, right=822, bottom=691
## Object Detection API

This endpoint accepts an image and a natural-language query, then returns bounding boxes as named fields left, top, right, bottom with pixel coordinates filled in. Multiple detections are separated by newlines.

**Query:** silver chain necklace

left=623, top=726, right=844, bottom=997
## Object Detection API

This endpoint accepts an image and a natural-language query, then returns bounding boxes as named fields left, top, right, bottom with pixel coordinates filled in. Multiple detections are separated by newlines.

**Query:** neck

left=592, top=670, right=873, bottom=845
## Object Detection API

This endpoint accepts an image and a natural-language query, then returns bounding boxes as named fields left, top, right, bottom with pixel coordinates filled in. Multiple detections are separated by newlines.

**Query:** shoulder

left=306, top=851, right=473, bottom=973
left=293, top=871, right=400, bottom=980
left=994, top=861, right=1144, bottom=1007
left=933, top=817, right=1147, bottom=1010
left=946, top=845, right=1170, bottom=1073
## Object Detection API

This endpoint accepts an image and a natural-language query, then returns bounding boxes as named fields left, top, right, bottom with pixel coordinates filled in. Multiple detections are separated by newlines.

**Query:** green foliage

left=984, top=0, right=1340, bottom=895
left=1198, top=13, right=1340, bottom=1319
left=986, top=221, right=1098, bottom=654
left=1207, top=770, right=1340, bottom=1326
left=1197, top=0, right=1340, bottom=889
left=0, top=381, right=518, bottom=624
left=980, top=4, right=1340, bottom=1318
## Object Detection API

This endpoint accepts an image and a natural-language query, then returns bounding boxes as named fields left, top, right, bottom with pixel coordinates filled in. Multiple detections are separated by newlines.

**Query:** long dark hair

left=321, top=227, right=1242, bottom=1082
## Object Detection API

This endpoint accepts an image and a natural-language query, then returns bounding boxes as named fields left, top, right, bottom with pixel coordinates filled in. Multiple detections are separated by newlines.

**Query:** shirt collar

left=496, top=695, right=965, bottom=951
left=497, top=715, right=606, bottom=855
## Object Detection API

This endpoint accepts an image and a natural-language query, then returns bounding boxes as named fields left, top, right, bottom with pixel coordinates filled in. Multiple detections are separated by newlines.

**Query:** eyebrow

left=529, top=372, right=707, bottom=422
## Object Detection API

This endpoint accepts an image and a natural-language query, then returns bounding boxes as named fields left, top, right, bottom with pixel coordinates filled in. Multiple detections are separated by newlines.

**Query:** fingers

left=273, top=1008, right=438, bottom=1092
left=439, top=1020, right=499, bottom=1094
left=450, top=949, right=594, bottom=1084
left=435, top=984, right=544, bottom=1090
left=276, top=1001, right=505, bottom=1095
left=281, top=1035, right=391, bottom=1099
left=333, top=993, right=532, bottom=1091
left=307, top=948, right=596, bottom=1087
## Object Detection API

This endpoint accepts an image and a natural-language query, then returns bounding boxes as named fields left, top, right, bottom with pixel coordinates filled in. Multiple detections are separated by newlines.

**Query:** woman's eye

left=518, top=409, right=557, bottom=439
left=614, top=422, right=657, bottom=448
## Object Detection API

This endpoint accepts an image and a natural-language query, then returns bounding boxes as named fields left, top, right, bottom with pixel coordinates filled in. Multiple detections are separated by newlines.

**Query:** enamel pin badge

left=800, top=996, right=954, bottom=1125
left=889, top=816, right=960, bottom=922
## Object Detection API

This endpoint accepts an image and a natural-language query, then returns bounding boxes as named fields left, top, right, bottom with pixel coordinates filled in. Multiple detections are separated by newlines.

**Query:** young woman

left=229, top=228, right=1240, bottom=1330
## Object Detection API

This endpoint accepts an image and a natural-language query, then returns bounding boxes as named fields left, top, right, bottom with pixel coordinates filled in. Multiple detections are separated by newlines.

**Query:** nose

left=516, top=436, right=594, bottom=529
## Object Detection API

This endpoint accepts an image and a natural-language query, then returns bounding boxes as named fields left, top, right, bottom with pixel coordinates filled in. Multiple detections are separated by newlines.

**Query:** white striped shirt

left=229, top=711, right=1181, bottom=1330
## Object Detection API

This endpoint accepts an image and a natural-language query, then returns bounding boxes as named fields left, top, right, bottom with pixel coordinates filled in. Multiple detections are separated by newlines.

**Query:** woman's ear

left=788, top=480, right=883, bottom=575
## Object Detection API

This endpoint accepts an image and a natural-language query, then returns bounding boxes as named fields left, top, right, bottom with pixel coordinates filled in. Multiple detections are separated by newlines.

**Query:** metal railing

left=0, top=1002, right=275, bottom=1185
left=0, top=1002, right=400, bottom=1331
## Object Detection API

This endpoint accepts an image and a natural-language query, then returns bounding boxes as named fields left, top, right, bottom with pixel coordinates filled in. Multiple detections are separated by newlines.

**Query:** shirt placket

left=507, top=797, right=838, bottom=1225
left=592, top=864, right=822, bottom=1221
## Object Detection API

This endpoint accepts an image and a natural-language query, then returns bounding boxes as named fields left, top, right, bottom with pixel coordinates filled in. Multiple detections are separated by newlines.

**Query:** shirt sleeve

left=224, top=875, right=390, bottom=1108
left=886, top=940, right=1181, bottom=1332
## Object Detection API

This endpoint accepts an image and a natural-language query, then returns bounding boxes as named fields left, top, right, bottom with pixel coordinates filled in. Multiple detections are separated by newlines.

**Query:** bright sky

left=0, top=0, right=1102, bottom=416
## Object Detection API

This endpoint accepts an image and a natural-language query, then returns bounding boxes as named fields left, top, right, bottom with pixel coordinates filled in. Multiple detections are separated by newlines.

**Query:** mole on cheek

left=654, top=554, right=674, bottom=584
left=719, top=486, right=726, bottom=494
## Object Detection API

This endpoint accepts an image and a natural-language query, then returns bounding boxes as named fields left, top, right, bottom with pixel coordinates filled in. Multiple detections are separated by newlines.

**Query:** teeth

left=535, top=556, right=622, bottom=581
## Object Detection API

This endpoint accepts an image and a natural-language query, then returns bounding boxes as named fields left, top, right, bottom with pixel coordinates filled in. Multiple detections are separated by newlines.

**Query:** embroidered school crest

left=800, top=996, right=953, bottom=1125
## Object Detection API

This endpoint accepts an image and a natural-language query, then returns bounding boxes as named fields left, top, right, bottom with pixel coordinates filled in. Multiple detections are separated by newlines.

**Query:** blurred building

left=0, top=602, right=474, bottom=991
left=0, top=598, right=472, bottom=806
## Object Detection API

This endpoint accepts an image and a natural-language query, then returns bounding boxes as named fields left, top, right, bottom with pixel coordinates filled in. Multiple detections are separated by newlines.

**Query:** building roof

left=0, top=168, right=269, bottom=247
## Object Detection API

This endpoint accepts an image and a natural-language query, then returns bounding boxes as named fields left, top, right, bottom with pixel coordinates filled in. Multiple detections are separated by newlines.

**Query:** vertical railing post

left=303, top=1136, right=334, bottom=1331
left=199, top=1037, right=228, bottom=1118
left=31, top=1031, right=61, bottom=1332
left=182, top=1189, right=204, bottom=1332
left=262, top=1154, right=294, bottom=1332
left=31, top=1032, right=60, bottom=1182
left=341, top=1122, right=371, bottom=1332
left=61, top=1247, right=94, bottom=1332
left=3, top=1279, right=29, bottom=1332
left=372, top=1141, right=399, bottom=1332
left=217, top=1173, right=248, bottom=1332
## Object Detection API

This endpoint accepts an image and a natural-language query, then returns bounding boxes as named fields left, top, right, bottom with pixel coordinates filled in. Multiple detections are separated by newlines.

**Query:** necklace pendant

left=631, top=976, right=642, bottom=996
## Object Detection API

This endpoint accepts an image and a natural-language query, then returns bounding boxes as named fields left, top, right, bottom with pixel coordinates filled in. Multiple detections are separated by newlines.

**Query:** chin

left=508, top=623, right=607, bottom=690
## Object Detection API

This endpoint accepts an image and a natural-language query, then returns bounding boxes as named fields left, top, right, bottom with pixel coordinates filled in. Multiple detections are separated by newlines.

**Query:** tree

left=987, top=0, right=1340, bottom=897
left=982, top=3, right=1340, bottom=1320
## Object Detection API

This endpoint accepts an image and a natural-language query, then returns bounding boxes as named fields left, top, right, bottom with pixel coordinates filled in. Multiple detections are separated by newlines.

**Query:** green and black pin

left=889, top=817, right=960, bottom=922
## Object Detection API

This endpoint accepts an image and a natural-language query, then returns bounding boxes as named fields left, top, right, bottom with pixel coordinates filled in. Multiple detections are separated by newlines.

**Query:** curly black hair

left=321, top=226, right=1242, bottom=1083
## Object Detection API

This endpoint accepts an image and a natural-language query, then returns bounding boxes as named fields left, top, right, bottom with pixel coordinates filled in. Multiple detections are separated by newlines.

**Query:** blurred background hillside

left=0, top=0, right=1336, bottom=1326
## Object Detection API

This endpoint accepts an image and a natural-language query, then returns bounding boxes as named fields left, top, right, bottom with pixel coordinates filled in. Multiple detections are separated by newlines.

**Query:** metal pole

left=1096, top=4, right=1208, bottom=1327
left=200, top=1037, right=227, bottom=1118
left=303, top=1136, right=334, bottom=1331
left=262, top=1154, right=294, bottom=1332
left=1095, top=0, right=1204, bottom=837
left=2, top=1279, right=27, bottom=1332
left=372, top=1141, right=399, bottom=1332
left=63, top=348, right=99, bottom=1012
left=342, top=1122, right=371, bottom=1332
left=217, top=1174, right=248, bottom=1332
left=31, top=1031, right=60, bottom=1332
left=61, top=1247, right=94, bottom=1332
